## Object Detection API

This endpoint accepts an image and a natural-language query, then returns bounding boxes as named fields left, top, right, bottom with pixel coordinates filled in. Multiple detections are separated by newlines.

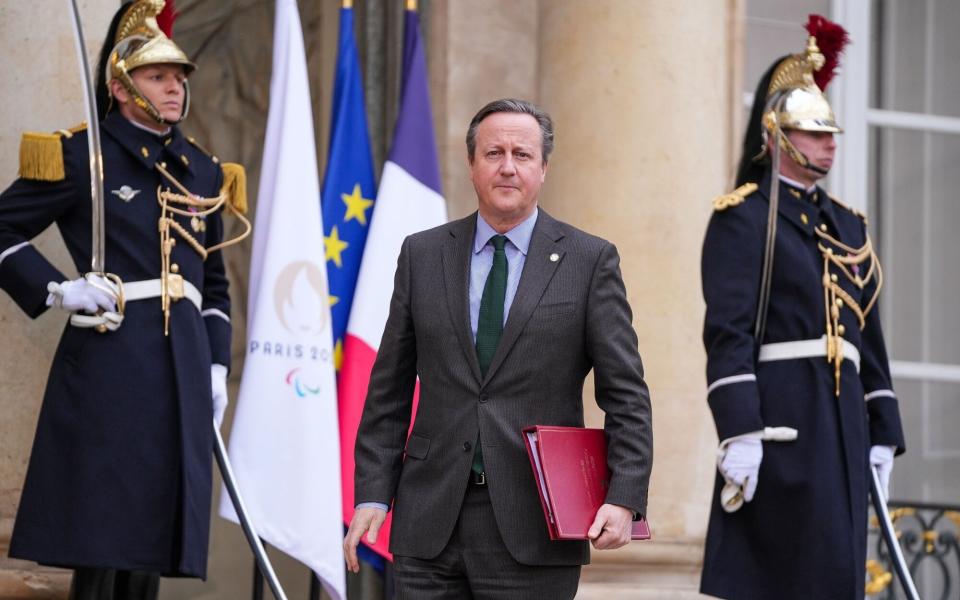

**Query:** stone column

left=537, top=1, right=743, bottom=597
left=0, top=3, right=116, bottom=597
left=428, top=0, right=540, bottom=219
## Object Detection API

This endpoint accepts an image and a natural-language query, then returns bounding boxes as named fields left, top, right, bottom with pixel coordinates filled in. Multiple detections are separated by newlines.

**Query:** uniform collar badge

left=111, top=185, right=141, bottom=202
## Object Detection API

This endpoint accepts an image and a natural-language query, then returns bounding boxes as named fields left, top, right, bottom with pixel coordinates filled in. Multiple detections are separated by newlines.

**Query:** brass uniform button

left=830, top=274, right=838, bottom=283
left=181, top=154, right=190, bottom=166
left=171, top=263, right=180, bottom=273
left=800, top=213, right=809, bottom=225
left=159, top=161, right=167, bottom=169
left=819, top=223, right=828, bottom=232
left=835, top=298, right=844, bottom=308
left=837, top=324, right=846, bottom=336
left=141, top=146, right=149, bottom=158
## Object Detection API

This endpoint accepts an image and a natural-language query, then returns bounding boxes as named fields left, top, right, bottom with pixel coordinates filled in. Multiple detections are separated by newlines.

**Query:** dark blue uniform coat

left=699, top=174, right=905, bottom=599
left=0, top=111, right=231, bottom=577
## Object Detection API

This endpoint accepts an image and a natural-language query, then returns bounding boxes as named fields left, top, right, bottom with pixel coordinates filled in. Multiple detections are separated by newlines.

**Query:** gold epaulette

left=713, top=182, right=758, bottom=211
left=220, top=162, right=248, bottom=215
left=828, top=193, right=868, bottom=224
left=18, top=122, right=83, bottom=182
left=186, top=136, right=220, bottom=164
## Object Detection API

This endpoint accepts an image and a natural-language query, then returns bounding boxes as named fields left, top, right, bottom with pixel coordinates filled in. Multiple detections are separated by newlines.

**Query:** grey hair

left=466, top=98, right=555, bottom=163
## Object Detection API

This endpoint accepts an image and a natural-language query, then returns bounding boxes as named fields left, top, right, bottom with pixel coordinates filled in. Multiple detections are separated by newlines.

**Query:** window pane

left=869, top=127, right=960, bottom=366
left=744, top=0, right=831, bottom=97
left=871, top=0, right=960, bottom=117
left=886, top=380, right=960, bottom=506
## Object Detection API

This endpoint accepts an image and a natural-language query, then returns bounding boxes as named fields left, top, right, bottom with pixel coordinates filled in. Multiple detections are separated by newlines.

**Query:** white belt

left=69, top=278, right=202, bottom=330
left=758, top=335, right=860, bottom=373
left=124, top=278, right=203, bottom=311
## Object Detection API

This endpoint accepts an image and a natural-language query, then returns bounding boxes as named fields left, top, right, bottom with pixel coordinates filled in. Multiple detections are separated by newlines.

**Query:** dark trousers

left=393, top=482, right=581, bottom=600
left=68, top=568, right=159, bottom=600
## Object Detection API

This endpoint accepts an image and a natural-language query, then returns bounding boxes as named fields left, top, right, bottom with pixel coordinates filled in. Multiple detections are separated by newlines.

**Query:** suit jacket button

left=479, top=394, right=489, bottom=403
left=463, top=441, right=472, bottom=452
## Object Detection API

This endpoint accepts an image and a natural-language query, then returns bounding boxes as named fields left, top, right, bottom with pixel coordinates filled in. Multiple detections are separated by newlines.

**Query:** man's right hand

left=46, top=274, right=118, bottom=314
left=343, top=506, right=387, bottom=573
left=719, top=437, right=762, bottom=502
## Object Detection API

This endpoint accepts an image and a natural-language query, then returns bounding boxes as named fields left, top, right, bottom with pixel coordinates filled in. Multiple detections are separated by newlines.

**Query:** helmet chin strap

left=119, top=72, right=190, bottom=126
left=777, top=132, right=829, bottom=176
left=758, top=118, right=831, bottom=178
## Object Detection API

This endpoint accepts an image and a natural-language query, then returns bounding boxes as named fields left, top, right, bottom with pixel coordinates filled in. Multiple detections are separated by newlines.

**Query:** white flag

left=219, top=0, right=344, bottom=597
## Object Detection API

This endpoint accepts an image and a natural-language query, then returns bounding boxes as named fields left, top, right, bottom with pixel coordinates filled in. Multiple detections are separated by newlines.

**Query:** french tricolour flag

left=337, top=7, right=447, bottom=560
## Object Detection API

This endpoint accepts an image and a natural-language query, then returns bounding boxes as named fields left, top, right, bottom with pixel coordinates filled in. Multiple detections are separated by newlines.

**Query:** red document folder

left=523, top=425, right=651, bottom=541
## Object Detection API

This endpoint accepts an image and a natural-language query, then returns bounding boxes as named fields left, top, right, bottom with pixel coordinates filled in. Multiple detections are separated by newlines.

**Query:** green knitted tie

left=473, top=234, right=507, bottom=475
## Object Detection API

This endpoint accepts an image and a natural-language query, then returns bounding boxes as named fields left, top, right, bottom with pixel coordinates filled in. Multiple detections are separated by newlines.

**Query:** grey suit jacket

left=354, top=208, right=652, bottom=566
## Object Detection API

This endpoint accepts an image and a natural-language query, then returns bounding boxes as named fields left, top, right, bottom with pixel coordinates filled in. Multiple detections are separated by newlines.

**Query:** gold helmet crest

left=764, top=35, right=842, bottom=135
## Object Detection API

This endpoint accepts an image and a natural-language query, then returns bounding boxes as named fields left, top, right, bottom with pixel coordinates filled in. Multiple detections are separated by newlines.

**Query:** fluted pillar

left=537, top=1, right=743, bottom=597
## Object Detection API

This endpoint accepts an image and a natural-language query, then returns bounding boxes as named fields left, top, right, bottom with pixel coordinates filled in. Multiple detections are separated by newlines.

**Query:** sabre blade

left=213, top=424, right=289, bottom=600
left=66, top=0, right=106, bottom=273
left=870, top=466, right=921, bottom=600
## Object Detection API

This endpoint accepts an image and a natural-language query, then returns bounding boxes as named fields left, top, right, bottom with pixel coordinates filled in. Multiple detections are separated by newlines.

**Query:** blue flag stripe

left=387, top=10, right=443, bottom=196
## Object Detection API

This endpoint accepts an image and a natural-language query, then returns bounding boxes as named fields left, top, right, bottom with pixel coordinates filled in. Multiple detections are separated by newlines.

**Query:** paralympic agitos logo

left=247, top=260, right=333, bottom=397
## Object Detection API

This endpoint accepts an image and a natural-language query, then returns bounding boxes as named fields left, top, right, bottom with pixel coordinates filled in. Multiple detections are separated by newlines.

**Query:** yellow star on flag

left=329, top=294, right=339, bottom=307
left=334, top=338, right=344, bottom=371
left=324, top=225, right=349, bottom=268
left=342, top=183, right=374, bottom=226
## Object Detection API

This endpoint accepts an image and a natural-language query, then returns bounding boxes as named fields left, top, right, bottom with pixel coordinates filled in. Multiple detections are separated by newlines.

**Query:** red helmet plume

left=806, top=14, right=849, bottom=91
left=157, top=0, right=178, bottom=38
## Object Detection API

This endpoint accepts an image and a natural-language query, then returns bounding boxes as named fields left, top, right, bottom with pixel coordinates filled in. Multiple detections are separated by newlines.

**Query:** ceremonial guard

left=699, top=16, right=905, bottom=599
left=0, top=1, right=248, bottom=598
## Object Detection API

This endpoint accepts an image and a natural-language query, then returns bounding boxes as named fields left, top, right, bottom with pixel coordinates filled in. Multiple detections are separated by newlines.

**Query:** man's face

left=114, top=64, right=186, bottom=129
left=469, top=112, right=547, bottom=229
left=783, top=129, right=837, bottom=178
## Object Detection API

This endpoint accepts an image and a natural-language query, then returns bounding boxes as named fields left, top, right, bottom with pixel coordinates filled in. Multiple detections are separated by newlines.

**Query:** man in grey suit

left=343, top=98, right=653, bottom=599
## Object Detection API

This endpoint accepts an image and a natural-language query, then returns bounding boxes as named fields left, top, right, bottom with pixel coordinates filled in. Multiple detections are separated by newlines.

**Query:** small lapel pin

left=549, top=253, right=560, bottom=262
left=111, top=185, right=141, bottom=202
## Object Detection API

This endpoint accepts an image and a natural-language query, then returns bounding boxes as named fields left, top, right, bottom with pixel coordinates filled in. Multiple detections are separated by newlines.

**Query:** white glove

left=870, top=445, right=896, bottom=499
left=719, top=437, right=762, bottom=505
left=46, top=274, right=118, bottom=314
left=211, top=364, right=229, bottom=428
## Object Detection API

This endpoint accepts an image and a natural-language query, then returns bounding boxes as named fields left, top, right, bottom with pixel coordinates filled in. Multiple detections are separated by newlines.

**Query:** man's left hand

left=870, top=445, right=896, bottom=499
left=211, top=364, right=229, bottom=428
left=587, top=503, right=634, bottom=550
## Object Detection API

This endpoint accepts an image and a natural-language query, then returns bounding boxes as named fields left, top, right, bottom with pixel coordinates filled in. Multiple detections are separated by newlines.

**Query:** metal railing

left=868, top=500, right=960, bottom=599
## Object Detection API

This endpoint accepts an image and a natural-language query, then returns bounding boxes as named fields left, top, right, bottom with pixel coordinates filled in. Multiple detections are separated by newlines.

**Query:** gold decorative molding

left=865, top=559, right=893, bottom=595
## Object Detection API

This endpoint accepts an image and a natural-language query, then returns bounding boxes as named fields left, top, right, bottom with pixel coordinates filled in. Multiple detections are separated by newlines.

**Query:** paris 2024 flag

left=219, top=0, right=345, bottom=597
left=337, top=7, right=447, bottom=560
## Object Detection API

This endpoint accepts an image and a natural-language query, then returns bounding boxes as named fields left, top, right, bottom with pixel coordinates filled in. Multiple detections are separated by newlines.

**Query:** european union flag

left=321, top=5, right=376, bottom=372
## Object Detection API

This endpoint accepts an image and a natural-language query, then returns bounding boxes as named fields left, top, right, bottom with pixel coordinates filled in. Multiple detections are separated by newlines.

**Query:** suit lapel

left=482, top=209, right=565, bottom=385
left=442, top=214, right=483, bottom=383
